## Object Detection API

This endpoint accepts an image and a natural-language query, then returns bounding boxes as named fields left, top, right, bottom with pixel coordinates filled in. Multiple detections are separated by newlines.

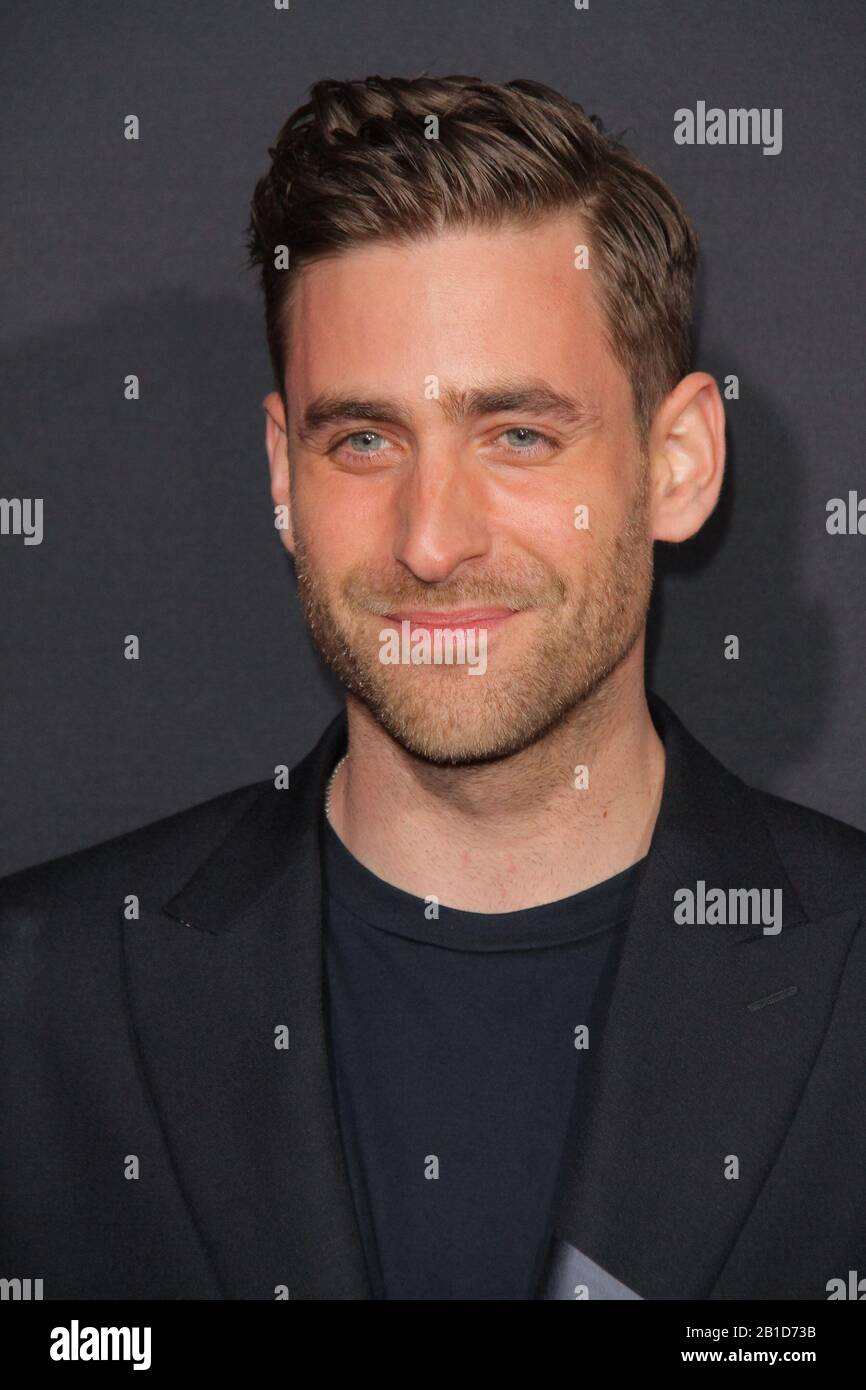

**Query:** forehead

left=284, top=213, right=627, bottom=411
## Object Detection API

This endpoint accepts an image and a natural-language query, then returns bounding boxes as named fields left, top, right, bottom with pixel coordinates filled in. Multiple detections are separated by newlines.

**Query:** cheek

left=569, top=436, right=644, bottom=543
left=292, top=468, right=392, bottom=593
left=494, top=466, right=619, bottom=568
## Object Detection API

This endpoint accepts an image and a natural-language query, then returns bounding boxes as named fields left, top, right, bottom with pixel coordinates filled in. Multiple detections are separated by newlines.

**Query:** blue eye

left=347, top=431, right=387, bottom=452
left=503, top=428, right=544, bottom=448
left=498, top=427, right=559, bottom=454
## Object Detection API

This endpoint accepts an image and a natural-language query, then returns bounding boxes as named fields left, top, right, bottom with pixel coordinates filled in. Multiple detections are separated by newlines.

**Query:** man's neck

left=327, top=662, right=666, bottom=914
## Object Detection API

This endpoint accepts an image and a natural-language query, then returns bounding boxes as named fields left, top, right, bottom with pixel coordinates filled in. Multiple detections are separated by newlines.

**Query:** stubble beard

left=291, top=466, right=654, bottom=767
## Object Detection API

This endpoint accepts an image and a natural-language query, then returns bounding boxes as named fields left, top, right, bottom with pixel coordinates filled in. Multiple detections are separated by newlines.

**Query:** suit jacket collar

left=122, top=694, right=854, bottom=1299
left=159, top=691, right=805, bottom=940
left=125, top=708, right=364, bottom=1300
left=536, top=699, right=852, bottom=1299
left=160, top=708, right=349, bottom=937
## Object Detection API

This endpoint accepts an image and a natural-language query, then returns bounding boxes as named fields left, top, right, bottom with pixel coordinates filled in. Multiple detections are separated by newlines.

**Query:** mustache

left=344, top=572, right=566, bottom=616
left=357, top=594, right=543, bottom=615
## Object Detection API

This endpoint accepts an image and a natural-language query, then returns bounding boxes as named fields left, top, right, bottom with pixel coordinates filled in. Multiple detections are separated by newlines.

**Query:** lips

left=383, top=608, right=516, bottom=627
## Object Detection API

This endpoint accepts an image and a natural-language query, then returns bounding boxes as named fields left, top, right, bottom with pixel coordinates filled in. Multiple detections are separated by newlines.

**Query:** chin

left=359, top=680, right=573, bottom=768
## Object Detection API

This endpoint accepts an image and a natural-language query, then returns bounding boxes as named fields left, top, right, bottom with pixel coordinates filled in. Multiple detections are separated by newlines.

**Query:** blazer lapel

left=537, top=694, right=860, bottom=1299
left=122, top=690, right=858, bottom=1301
left=122, top=707, right=371, bottom=1299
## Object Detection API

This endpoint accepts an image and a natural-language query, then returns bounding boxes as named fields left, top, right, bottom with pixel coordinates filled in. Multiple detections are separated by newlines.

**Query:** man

left=1, top=76, right=864, bottom=1302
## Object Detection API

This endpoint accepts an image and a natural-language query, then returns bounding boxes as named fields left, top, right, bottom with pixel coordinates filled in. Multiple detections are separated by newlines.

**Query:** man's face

left=276, top=213, right=654, bottom=765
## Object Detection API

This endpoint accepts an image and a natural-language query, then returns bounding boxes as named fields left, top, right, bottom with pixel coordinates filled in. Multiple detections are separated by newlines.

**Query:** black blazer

left=2, top=694, right=865, bottom=1300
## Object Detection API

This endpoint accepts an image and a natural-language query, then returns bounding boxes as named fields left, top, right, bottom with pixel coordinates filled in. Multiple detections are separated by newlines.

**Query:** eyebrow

left=296, top=380, right=597, bottom=443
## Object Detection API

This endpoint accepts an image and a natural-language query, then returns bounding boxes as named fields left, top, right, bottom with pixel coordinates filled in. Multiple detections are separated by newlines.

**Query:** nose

left=391, top=446, right=492, bottom=584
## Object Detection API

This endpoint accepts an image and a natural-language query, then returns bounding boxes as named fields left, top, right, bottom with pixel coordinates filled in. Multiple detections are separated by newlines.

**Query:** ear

left=648, top=372, right=726, bottom=543
left=263, top=391, right=295, bottom=556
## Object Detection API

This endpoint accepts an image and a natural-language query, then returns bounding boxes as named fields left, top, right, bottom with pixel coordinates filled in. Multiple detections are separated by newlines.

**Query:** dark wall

left=1, top=0, right=863, bottom=874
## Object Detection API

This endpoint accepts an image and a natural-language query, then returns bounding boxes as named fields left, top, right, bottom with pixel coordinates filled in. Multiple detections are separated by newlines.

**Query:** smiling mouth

left=381, top=608, right=519, bottom=630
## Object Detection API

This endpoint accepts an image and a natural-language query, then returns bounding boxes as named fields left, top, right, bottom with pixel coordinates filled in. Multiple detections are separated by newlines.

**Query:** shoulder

left=653, top=691, right=866, bottom=922
left=751, top=784, right=866, bottom=919
left=0, top=779, right=271, bottom=921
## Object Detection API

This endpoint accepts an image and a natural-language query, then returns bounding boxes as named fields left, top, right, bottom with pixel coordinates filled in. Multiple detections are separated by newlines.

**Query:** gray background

left=1, top=0, right=863, bottom=875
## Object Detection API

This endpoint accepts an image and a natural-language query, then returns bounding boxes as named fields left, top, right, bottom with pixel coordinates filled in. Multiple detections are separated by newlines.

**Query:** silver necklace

left=324, top=753, right=349, bottom=821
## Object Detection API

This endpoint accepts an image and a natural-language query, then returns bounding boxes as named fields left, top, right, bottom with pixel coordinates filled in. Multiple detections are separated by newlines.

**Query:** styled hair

left=246, top=75, right=699, bottom=439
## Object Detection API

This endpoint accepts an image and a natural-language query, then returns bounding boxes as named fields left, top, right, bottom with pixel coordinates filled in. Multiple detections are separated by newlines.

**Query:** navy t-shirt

left=321, top=806, right=643, bottom=1300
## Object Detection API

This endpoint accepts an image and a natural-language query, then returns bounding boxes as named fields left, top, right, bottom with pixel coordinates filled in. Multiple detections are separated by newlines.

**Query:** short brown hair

left=246, top=75, right=698, bottom=439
